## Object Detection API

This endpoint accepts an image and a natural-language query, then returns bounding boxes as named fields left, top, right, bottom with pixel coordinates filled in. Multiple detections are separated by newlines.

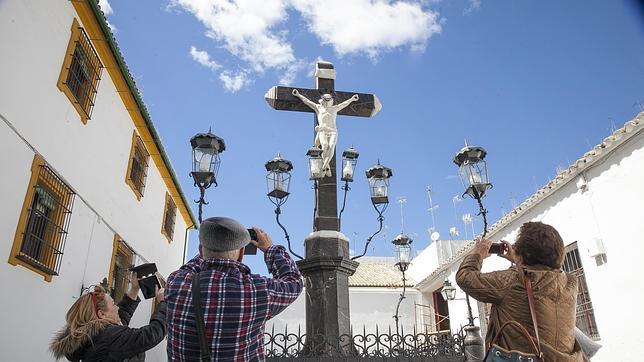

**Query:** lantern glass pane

left=193, top=148, right=217, bottom=173
left=341, top=159, right=357, bottom=182
left=308, top=157, right=324, bottom=180
left=397, top=244, right=411, bottom=264
left=369, top=178, right=389, bottom=198
left=267, top=170, right=290, bottom=194
left=458, top=160, right=488, bottom=188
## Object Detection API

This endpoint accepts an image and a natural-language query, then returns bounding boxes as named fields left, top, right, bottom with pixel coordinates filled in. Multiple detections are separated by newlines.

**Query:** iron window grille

left=16, top=165, right=75, bottom=276
left=127, top=133, right=150, bottom=198
left=110, top=239, right=134, bottom=304
left=162, top=193, right=177, bottom=241
left=563, top=242, right=601, bottom=340
left=58, top=20, right=103, bottom=122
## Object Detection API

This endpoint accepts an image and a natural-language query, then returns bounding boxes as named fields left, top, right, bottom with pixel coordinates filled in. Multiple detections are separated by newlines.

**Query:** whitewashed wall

left=480, top=127, right=644, bottom=361
left=0, top=1, right=190, bottom=361
left=266, top=287, right=426, bottom=337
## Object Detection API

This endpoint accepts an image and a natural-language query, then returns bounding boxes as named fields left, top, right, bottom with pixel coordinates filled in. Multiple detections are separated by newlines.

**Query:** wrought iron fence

left=264, top=325, right=465, bottom=360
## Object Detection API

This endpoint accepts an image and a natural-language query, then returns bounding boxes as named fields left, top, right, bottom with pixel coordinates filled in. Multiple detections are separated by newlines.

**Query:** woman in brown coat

left=456, top=221, right=586, bottom=361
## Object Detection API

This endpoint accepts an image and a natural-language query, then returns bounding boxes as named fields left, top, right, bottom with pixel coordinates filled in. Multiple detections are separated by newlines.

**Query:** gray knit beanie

left=199, top=217, right=251, bottom=251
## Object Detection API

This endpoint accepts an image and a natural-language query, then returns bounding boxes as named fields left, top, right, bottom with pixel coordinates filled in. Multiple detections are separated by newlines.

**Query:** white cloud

left=290, top=0, right=442, bottom=58
left=189, top=46, right=222, bottom=71
left=464, top=0, right=481, bottom=15
left=219, top=70, right=251, bottom=92
left=171, top=0, right=296, bottom=74
left=98, top=0, right=113, bottom=15
left=172, top=0, right=442, bottom=87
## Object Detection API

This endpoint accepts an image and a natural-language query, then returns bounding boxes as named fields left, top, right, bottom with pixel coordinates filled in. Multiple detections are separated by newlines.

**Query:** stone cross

left=264, top=61, right=382, bottom=354
left=264, top=61, right=381, bottom=231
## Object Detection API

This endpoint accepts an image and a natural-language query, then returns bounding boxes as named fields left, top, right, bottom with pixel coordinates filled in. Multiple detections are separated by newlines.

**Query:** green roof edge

left=88, top=0, right=198, bottom=227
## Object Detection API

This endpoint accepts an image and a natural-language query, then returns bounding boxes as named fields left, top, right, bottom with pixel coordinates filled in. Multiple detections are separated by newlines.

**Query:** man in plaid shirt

left=166, top=217, right=302, bottom=361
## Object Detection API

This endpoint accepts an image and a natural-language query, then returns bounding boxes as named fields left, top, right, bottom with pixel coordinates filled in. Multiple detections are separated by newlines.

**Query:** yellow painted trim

left=70, top=0, right=194, bottom=227
left=56, top=18, right=102, bottom=124
left=8, top=155, right=55, bottom=282
left=124, top=130, right=148, bottom=201
left=161, top=192, right=176, bottom=243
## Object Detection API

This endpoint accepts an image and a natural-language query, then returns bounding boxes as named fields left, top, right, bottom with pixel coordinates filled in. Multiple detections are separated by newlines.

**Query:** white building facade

left=415, top=113, right=644, bottom=361
left=0, top=1, right=197, bottom=360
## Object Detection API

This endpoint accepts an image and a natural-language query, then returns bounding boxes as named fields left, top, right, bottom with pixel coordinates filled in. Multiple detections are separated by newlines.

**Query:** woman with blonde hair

left=50, top=272, right=166, bottom=361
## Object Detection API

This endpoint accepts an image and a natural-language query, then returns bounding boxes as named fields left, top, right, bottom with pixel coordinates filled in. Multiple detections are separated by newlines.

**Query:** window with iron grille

left=161, top=193, right=177, bottom=242
left=109, top=238, right=134, bottom=304
left=10, top=156, right=75, bottom=280
left=125, top=131, right=150, bottom=200
left=57, top=19, right=103, bottom=123
left=563, top=242, right=601, bottom=340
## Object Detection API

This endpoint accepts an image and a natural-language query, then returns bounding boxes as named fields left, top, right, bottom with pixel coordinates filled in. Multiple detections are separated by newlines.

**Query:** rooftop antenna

left=397, top=196, right=407, bottom=233
left=633, top=101, right=644, bottom=113
left=452, top=194, right=461, bottom=223
left=426, top=186, right=440, bottom=243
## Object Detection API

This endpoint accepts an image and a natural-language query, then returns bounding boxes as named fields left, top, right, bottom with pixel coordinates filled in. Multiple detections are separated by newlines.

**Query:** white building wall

left=0, top=1, right=191, bottom=361
left=266, top=287, right=426, bottom=337
left=479, top=127, right=644, bottom=361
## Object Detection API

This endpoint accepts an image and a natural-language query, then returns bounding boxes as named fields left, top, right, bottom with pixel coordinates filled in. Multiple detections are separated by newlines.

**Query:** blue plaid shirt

left=166, top=245, right=302, bottom=361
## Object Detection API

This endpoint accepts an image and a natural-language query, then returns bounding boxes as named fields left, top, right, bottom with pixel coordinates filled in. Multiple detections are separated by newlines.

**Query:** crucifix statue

left=292, top=89, right=360, bottom=176
left=264, top=61, right=381, bottom=352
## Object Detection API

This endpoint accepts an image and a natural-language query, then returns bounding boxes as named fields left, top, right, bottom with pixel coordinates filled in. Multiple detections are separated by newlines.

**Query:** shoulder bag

left=484, top=268, right=544, bottom=362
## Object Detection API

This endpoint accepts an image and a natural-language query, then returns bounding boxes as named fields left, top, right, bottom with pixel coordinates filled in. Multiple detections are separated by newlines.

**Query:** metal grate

left=110, top=240, right=134, bottom=304
left=129, top=135, right=149, bottom=196
left=17, top=165, right=75, bottom=275
left=163, top=195, right=177, bottom=239
left=64, top=27, right=102, bottom=119
left=563, top=242, right=601, bottom=340
left=264, top=325, right=464, bottom=359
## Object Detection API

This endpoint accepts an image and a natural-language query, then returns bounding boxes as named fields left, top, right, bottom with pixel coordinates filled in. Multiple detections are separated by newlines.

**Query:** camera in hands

left=244, top=228, right=258, bottom=255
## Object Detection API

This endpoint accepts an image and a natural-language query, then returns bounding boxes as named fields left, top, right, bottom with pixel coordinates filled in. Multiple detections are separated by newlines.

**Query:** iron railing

left=264, top=326, right=465, bottom=359
left=65, top=26, right=103, bottom=119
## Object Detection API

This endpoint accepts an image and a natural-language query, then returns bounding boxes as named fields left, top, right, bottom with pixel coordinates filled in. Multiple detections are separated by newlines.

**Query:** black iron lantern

left=453, top=145, right=491, bottom=198
left=341, top=147, right=359, bottom=182
left=366, top=162, right=393, bottom=205
left=440, top=279, right=457, bottom=301
left=265, top=154, right=293, bottom=203
left=392, top=233, right=412, bottom=272
left=190, top=129, right=226, bottom=188
left=306, top=147, right=324, bottom=180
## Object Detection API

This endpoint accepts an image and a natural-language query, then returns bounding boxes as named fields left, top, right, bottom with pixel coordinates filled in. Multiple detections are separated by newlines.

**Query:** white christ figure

left=292, top=89, right=359, bottom=176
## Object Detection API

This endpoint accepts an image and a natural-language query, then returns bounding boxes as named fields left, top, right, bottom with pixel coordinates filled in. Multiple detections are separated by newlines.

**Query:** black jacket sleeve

left=107, top=301, right=167, bottom=359
left=117, top=294, right=140, bottom=326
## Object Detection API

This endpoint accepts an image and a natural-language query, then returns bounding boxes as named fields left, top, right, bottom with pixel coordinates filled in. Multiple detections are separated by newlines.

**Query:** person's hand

left=498, top=240, right=517, bottom=264
left=292, top=89, right=299, bottom=96
left=155, top=287, right=165, bottom=302
left=126, top=271, right=140, bottom=299
left=249, top=227, right=273, bottom=252
left=352, top=94, right=359, bottom=101
left=472, top=237, right=493, bottom=259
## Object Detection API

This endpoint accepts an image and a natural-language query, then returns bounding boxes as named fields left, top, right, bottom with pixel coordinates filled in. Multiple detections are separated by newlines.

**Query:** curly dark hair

left=514, top=221, right=565, bottom=268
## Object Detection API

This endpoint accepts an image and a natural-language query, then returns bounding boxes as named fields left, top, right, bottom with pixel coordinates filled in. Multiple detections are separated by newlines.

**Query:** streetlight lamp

left=352, top=161, right=393, bottom=260
left=392, top=233, right=412, bottom=338
left=264, top=154, right=302, bottom=259
left=306, top=146, right=325, bottom=180
left=453, top=145, right=492, bottom=237
left=452, top=144, right=492, bottom=362
left=338, top=147, right=359, bottom=228
left=190, top=129, right=225, bottom=223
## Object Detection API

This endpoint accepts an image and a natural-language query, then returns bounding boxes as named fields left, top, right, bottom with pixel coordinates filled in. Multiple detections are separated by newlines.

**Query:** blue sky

left=101, top=0, right=644, bottom=273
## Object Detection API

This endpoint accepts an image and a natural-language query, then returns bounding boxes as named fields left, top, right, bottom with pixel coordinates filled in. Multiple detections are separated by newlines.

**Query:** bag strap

left=523, top=268, right=543, bottom=361
left=192, top=272, right=212, bottom=361
left=487, top=320, right=541, bottom=357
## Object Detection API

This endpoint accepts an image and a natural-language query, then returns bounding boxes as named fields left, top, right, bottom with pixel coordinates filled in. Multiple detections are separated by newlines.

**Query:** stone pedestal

left=296, top=231, right=359, bottom=355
